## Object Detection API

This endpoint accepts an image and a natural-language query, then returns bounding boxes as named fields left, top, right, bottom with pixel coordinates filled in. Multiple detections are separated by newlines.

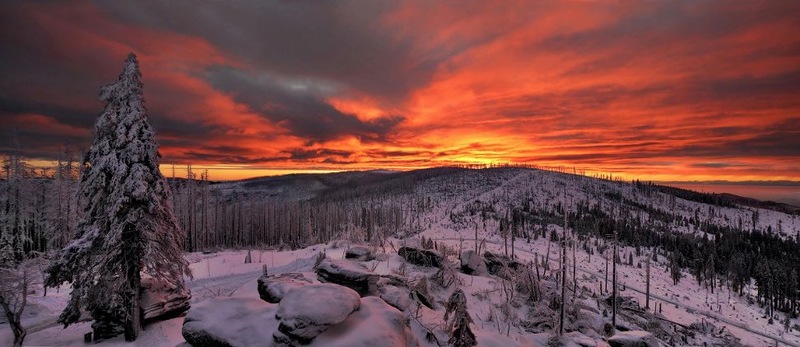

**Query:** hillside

left=2, top=167, right=799, bottom=346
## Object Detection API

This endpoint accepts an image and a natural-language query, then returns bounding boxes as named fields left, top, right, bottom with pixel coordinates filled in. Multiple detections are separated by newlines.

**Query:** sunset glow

left=1, top=1, right=799, bottom=181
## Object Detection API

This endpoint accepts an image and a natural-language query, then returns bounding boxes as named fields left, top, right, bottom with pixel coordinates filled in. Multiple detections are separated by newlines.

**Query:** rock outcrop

left=182, top=297, right=279, bottom=347
left=378, top=285, right=411, bottom=311
left=273, top=283, right=361, bottom=345
left=140, top=277, right=192, bottom=321
left=315, top=258, right=379, bottom=296
left=344, top=246, right=374, bottom=261
left=460, top=250, right=488, bottom=275
left=398, top=247, right=444, bottom=268
left=483, top=251, right=525, bottom=277
left=312, top=297, right=419, bottom=347
left=257, top=273, right=312, bottom=303
left=607, top=331, right=659, bottom=347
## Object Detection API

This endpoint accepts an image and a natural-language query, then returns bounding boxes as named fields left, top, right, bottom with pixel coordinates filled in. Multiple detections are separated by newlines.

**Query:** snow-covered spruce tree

left=444, top=289, right=476, bottom=347
left=45, top=53, right=191, bottom=341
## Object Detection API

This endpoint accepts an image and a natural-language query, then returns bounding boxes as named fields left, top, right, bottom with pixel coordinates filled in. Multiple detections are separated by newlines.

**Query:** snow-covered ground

left=3, top=167, right=799, bottom=346
left=3, top=236, right=798, bottom=346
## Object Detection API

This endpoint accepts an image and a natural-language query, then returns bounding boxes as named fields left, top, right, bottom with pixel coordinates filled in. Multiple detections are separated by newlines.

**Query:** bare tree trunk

left=511, top=226, right=516, bottom=259
left=612, top=233, right=618, bottom=330
left=646, top=249, right=651, bottom=310
left=0, top=267, right=30, bottom=347
left=474, top=222, right=478, bottom=253
left=124, top=287, right=140, bottom=342
left=1, top=300, right=27, bottom=347
left=604, top=244, right=609, bottom=295
left=572, top=235, right=577, bottom=297
left=559, top=200, right=567, bottom=336
left=543, top=230, right=551, bottom=279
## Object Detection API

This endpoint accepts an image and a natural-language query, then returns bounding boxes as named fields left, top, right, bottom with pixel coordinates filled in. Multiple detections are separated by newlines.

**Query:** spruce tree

left=444, top=289, right=476, bottom=347
left=45, top=53, right=191, bottom=341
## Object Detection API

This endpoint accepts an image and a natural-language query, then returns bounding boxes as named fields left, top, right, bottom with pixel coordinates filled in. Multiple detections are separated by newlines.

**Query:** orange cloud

left=1, top=1, right=798, bottom=181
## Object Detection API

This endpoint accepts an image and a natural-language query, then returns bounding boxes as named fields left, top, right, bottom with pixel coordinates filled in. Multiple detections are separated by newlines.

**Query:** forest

left=2, top=151, right=798, bottom=327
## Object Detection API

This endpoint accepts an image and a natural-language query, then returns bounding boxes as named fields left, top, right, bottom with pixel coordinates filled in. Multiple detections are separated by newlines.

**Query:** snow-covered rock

left=378, top=285, right=411, bottom=311
left=565, top=331, right=609, bottom=347
left=257, top=273, right=312, bottom=303
left=460, top=249, right=488, bottom=275
left=316, top=258, right=379, bottom=296
left=398, top=247, right=444, bottom=268
left=274, top=283, right=361, bottom=345
left=140, top=277, right=191, bottom=321
left=345, top=246, right=374, bottom=261
left=182, top=297, right=279, bottom=347
left=312, top=297, right=419, bottom=347
left=483, top=251, right=526, bottom=277
left=607, top=330, right=659, bottom=347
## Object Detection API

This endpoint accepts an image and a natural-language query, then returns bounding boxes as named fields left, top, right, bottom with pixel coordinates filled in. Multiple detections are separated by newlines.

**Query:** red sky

left=1, top=1, right=799, bottom=181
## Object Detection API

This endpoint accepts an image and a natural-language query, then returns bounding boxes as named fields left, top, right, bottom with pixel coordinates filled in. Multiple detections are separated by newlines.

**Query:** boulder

left=460, top=250, right=488, bottom=275
left=378, top=273, right=408, bottom=287
left=345, top=246, right=374, bottom=261
left=140, top=277, right=192, bottom=321
left=316, top=258, right=379, bottom=296
left=604, top=295, right=640, bottom=311
left=483, top=251, right=526, bottom=277
left=564, top=331, right=608, bottom=347
left=312, top=297, right=419, bottom=347
left=378, top=285, right=411, bottom=311
left=607, top=331, right=659, bottom=347
left=257, top=273, right=312, bottom=303
left=398, top=247, right=444, bottom=268
left=274, top=283, right=361, bottom=345
left=182, top=297, right=279, bottom=347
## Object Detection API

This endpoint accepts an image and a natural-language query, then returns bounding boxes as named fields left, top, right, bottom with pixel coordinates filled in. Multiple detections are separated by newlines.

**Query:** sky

left=1, top=1, right=799, bottom=182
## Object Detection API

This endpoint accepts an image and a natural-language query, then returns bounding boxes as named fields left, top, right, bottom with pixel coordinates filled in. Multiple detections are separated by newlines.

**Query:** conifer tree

left=444, top=289, right=476, bottom=347
left=45, top=53, right=191, bottom=341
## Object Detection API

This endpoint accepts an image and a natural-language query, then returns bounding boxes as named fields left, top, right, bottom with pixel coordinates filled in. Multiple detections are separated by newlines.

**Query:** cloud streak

left=1, top=1, right=798, bottom=181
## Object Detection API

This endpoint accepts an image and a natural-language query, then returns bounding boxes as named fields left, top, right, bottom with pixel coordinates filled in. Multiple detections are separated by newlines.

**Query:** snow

left=378, top=284, right=412, bottom=311
left=607, top=330, right=659, bottom=347
left=312, top=296, right=418, bottom=347
left=315, top=258, right=375, bottom=282
left=3, top=167, right=800, bottom=346
left=5, top=239, right=799, bottom=346
left=257, top=273, right=311, bottom=303
left=274, top=283, right=361, bottom=342
left=182, top=297, right=279, bottom=347
left=460, top=249, right=488, bottom=275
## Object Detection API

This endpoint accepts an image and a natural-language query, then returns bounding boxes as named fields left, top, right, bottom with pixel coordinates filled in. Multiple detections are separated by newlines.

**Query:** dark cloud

left=95, top=1, right=443, bottom=102
left=285, top=149, right=352, bottom=161
left=148, top=113, right=221, bottom=139
left=0, top=97, right=95, bottom=129
left=698, top=71, right=800, bottom=101
left=205, top=66, right=404, bottom=143
left=538, top=2, right=796, bottom=55
left=0, top=128, right=88, bottom=159
left=689, top=162, right=737, bottom=169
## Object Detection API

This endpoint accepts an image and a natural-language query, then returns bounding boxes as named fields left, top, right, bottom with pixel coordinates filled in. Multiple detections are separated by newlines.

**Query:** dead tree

left=646, top=248, right=651, bottom=310
left=559, top=194, right=568, bottom=336
left=604, top=241, right=609, bottom=295
left=0, top=260, right=38, bottom=347
left=612, top=231, right=618, bottom=329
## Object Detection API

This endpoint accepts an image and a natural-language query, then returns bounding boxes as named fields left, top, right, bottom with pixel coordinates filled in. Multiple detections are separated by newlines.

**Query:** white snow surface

left=275, top=283, right=361, bottom=339
left=182, top=297, right=279, bottom=346
left=312, top=296, right=418, bottom=347
left=607, top=330, right=659, bottom=347
left=3, top=239, right=799, bottom=346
